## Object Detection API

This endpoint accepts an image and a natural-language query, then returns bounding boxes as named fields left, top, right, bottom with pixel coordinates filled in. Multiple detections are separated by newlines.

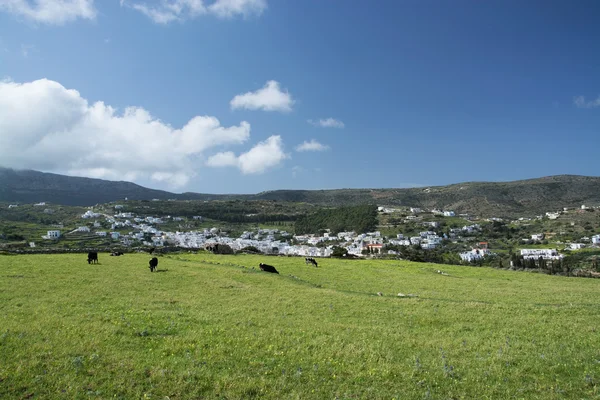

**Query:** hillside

left=2, top=167, right=600, bottom=217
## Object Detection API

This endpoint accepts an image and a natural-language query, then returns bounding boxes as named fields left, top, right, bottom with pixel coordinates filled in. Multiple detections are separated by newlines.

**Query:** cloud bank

left=0, top=78, right=290, bottom=188
left=0, top=0, right=96, bottom=25
left=206, top=135, right=288, bottom=174
left=124, top=0, right=267, bottom=24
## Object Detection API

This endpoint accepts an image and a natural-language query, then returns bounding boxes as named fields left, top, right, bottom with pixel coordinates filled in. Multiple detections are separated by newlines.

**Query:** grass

left=1, top=253, right=600, bottom=399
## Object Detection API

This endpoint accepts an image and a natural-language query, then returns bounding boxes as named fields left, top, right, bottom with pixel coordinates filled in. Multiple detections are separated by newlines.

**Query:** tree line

left=294, top=205, right=378, bottom=235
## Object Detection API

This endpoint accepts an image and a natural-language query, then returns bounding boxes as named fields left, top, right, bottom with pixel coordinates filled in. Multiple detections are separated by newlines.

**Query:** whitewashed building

left=520, top=249, right=563, bottom=260
left=82, top=210, right=101, bottom=219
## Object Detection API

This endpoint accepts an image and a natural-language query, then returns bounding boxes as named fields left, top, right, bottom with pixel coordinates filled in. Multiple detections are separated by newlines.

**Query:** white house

left=8, top=204, right=18, bottom=209
left=592, top=235, right=600, bottom=245
left=443, top=211, right=455, bottom=217
left=34, top=202, right=46, bottom=206
left=410, top=236, right=422, bottom=245
left=569, top=243, right=585, bottom=250
left=521, top=249, right=563, bottom=260
left=111, top=232, right=121, bottom=240
left=96, top=231, right=107, bottom=237
left=77, top=226, right=90, bottom=233
left=46, top=230, right=61, bottom=239
left=410, top=207, right=421, bottom=214
left=390, top=239, right=408, bottom=246
left=82, top=210, right=101, bottom=219
left=531, top=233, right=545, bottom=241
left=460, top=248, right=490, bottom=262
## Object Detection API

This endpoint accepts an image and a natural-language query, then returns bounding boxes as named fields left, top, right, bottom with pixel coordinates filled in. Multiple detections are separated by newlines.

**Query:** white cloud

left=205, top=151, right=238, bottom=168
left=208, top=0, right=266, bottom=18
left=230, top=80, right=294, bottom=112
left=295, top=139, right=329, bottom=152
left=123, top=0, right=266, bottom=24
left=574, top=95, right=600, bottom=109
left=0, top=0, right=96, bottom=25
left=308, top=118, right=345, bottom=128
left=206, top=135, right=288, bottom=174
left=0, top=78, right=252, bottom=188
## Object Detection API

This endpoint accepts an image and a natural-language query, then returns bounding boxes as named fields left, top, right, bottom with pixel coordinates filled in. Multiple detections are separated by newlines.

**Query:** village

left=24, top=202, right=600, bottom=265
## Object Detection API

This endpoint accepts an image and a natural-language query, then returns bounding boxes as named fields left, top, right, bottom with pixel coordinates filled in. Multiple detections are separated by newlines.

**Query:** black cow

left=87, top=252, right=98, bottom=264
left=149, top=257, right=158, bottom=272
left=305, top=257, right=318, bottom=268
left=259, top=263, right=279, bottom=274
left=110, top=252, right=124, bottom=256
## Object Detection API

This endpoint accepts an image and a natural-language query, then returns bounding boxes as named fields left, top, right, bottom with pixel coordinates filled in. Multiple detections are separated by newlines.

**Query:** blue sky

left=0, top=0, right=599, bottom=194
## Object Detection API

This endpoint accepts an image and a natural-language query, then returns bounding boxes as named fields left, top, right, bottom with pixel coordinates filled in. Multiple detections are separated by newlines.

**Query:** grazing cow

left=148, top=247, right=156, bottom=255
left=87, top=252, right=98, bottom=264
left=110, top=252, right=123, bottom=256
left=305, top=257, right=318, bottom=267
left=149, top=257, right=158, bottom=272
left=259, top=263, right=279, bottom=274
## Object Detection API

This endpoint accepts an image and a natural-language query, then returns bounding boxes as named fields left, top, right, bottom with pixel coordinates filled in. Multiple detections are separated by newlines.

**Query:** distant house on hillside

left=44, top=230, right=61, bottom=239
left=365, top=243, right=383, bottom=254
left=82, top=210, right=100, bottom=219
left=520, top=249, right=562, bottom=260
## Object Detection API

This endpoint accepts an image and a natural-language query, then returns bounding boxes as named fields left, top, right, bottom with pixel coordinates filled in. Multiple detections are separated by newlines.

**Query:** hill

left=2, top=167, right=600, bottom=217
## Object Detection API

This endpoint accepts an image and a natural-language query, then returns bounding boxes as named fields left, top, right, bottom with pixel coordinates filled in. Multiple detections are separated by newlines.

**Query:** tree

left=331, top=246, right=348, bottom=257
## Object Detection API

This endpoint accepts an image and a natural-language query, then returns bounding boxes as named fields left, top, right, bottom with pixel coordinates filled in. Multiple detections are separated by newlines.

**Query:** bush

left=331, top=246, right=348, bottom=257
left=239, top=246, right=262, bottom=254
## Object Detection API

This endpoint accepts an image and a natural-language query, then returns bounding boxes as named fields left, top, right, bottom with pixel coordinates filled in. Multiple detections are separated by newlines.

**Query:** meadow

left=1, top=253, right=600, bottom=399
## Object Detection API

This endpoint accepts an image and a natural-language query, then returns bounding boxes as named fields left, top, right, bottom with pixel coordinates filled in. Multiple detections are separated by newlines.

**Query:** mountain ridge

left=1, top=167, right=599, bottom=217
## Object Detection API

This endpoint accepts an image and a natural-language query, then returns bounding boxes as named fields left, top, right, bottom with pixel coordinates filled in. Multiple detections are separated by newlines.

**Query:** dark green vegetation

left=3, top=167, right=600, bottom=217
left=294, top=205, right=378, bottom=234
left=1, top=253, right=600, bottom=399
left=122, top=199, right=309, bottom=224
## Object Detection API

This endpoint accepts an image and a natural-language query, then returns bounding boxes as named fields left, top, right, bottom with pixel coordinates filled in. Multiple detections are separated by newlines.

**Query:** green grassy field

left=1, top=253, right=600, bottom=399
